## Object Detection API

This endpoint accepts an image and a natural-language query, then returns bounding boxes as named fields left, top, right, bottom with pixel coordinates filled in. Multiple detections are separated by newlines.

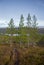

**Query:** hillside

left=0, top=27, right=44, bottom=34
left=38, top=28, right=44, bottom=34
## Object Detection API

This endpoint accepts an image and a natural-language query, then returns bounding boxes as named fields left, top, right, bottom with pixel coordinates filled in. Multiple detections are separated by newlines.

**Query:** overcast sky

left=0, top=0, right=44, bottom=27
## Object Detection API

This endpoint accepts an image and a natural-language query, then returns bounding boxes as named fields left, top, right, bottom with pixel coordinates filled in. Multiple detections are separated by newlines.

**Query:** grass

left=0, top=43, right=44, bottom=65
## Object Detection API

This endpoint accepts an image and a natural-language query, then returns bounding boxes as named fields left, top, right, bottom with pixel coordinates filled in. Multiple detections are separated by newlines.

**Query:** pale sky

left=0, top=0, right=44, bottom=27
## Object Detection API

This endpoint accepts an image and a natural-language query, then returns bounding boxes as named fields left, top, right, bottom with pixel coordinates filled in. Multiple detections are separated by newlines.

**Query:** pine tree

left=26, top=14, right=31, bottom=47
left=32, top=15, right=38, bottom=28
left=30, top=15, right=38, bottom=46
left=7, top=18, right=15, bottom=47
left=8, top=18, right=15, bottom=36
left=19, top=14, right=24, bottom=47
left=19, top=14, right=24, bottom=28
left=27, top=13, right=31, bottom=27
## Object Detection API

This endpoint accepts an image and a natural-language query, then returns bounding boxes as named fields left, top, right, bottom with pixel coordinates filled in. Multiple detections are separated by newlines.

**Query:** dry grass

left=0, top=43, right=44, bottom=65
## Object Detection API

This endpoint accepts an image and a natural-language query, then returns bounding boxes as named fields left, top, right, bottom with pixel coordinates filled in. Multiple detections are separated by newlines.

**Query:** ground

left=0, top=43, right=44, bottom=65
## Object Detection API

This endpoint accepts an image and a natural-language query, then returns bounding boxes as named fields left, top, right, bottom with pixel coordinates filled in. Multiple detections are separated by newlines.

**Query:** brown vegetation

left=0, top=43, right=44, bottom=65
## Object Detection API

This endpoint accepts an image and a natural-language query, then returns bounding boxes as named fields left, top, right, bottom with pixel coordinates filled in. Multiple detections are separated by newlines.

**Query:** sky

left=0, top=0, right=44, bottom=27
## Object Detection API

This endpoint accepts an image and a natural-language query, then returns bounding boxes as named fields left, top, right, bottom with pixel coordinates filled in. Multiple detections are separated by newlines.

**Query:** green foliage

left=29, top=28, right=39, bottom=42
left=38, top=35, right=44, bottom=46
left=7, top=18, right=15, bottom=35
left=19, top=14, right=24, bottom=28
left=6, top=18, right=15, bottom=43
left=26, top=14, right=39, bottom=46
left=27, top=13, right=31, bottom=27
left=32, top=15, right=38, bottom=28
left=8, top=18, right=15, bottom=28
left=0, top=14, right=43, bottom=47
left=19, top=14, right=26, bottom=44
left=26, top=14, right=31, bottom=45
left=0, top=35, right=9, bottom=44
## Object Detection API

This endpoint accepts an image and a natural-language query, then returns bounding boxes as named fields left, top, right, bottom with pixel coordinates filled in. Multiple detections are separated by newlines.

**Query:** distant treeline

left=0, top=28, right=44, bottom=34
